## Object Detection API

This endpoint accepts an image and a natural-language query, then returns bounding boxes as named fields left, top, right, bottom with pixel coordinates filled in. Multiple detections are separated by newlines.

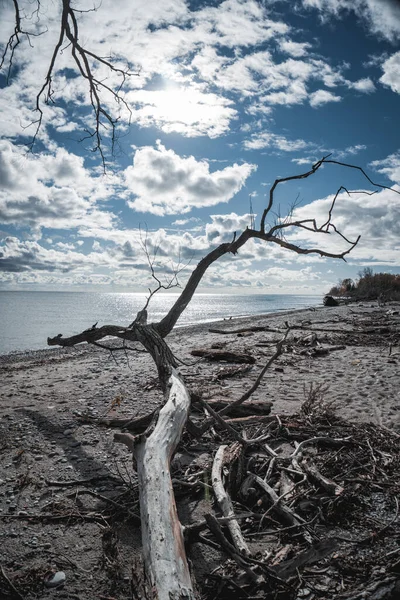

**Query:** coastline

left=0, top=292, right=321, bottom=356
left=0, top=303, right=321, bottom=364
left=1, top=300, right=399, bottom=427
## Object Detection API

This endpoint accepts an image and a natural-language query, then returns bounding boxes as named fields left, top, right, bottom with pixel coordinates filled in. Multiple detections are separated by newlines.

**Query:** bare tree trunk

left=135, top=370, right=195, bottom=600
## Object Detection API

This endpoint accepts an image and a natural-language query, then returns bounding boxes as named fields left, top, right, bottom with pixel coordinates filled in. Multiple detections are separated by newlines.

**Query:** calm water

left=0, top=292, right=321, bottom=355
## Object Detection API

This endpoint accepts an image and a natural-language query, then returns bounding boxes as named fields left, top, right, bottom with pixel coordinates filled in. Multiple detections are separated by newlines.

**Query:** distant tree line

left=328, top=268, right=400, bottom=301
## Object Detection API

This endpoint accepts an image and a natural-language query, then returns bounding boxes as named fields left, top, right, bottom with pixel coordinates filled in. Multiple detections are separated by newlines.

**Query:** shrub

left=328, top=271, right=400, bottom=301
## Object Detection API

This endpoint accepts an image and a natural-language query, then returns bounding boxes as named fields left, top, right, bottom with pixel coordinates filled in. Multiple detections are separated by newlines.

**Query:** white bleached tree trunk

left=135, top=370, right=195, bottom=600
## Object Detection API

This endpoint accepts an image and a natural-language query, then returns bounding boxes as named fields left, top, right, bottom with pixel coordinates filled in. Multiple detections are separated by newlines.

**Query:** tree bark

left=134, top=369, right=195, bottom=600
left=212, top=445, right=250, bottom=556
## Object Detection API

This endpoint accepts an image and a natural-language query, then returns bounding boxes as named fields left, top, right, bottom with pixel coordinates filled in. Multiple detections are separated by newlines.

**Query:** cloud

left=348, top=77, right=376, bottom=93
left=201, top=263, right=325, bottom=290
left=309, top=89, right=342, bottom=107
left=301, top=0, right=400, bottom=42
left=172, top=217, right=202, bottom=226
left=55, top=242, right=76, bottom=251
left=335, top=144, right=368, bottom=159
left=0, top=236, right=110, bottom=273
left=370, top=152, right=400, bottom=183
left=194, top=0, right=289, bottom=48
left=126, top=87, right=237, bottom=138
left=278, top=39, right=312, bottom=57
left=124, top=143, right=256, bottom=215
left=243, top=132, right=310, bottom=151
left=205, top=213, right=254, bottom=244
left=0, top=141, right=116, bottom=232
left=380, top=51, right=400, bottom=93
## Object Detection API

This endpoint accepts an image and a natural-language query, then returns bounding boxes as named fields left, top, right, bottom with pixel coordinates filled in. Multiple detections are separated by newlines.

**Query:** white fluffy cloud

left=0, top=142, right=116, bottom=232
left=348, top=78, right=376, bottom=93
left=126, top=88, right=237, bottom=138
left=278, top=39, right=312, bottom=57
left=380, top=51, right=400, bottom=94
left=370, top=152, right=400, bottom=183
left=124, top=143, right=256, bottom=215
left=205, top=213, right=255, bottom=244
left=309, top=89, right=342, bottom=107
left=301, top=0, right=400, bottom=42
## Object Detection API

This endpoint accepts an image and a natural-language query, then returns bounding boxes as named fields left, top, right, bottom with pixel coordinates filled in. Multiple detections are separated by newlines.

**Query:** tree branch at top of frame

left=2, top=0, right=140, bottom=170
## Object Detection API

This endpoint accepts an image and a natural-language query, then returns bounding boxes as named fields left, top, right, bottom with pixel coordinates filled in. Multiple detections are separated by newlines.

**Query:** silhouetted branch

left=260, top=155, right=400, bottom=234
left=2, top=0, right=139, bottom=168
left=1, top=0, right=47, bottom=83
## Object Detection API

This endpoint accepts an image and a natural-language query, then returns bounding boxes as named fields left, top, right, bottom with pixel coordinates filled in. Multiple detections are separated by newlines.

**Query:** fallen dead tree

left=43, top=159, right=400, bottom=599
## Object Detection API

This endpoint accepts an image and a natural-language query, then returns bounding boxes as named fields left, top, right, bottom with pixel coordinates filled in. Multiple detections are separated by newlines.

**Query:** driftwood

left=204, top=514, right=260, bottom=583
left=250, top=473, right=307, bottom=532
left=271, top=538, right=338, bottom=580
left=192, top=398, right=273, bottom=417
left=209, top=325, right=281, bottom=335
left=301, top=459, right=344, bottom=495
left=82, top=411, right=155, bottom=432
left=190, top=348, right=255, bottom=363
left=116, top=370, right=195, bottom=600
left=212, top=445, right=250, bottom=556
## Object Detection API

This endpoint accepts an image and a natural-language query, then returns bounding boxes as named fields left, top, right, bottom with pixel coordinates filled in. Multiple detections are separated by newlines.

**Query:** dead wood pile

left=2, top=405, right=398, bottom=600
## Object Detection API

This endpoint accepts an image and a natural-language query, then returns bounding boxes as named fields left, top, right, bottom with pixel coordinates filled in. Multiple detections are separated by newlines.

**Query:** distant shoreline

left=0, top=293, right=322, bottom=356
left=0, top=304, right=324, bottom=364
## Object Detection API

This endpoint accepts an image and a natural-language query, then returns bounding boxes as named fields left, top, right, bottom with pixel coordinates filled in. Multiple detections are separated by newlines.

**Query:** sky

left=1, top=0, right=400, bottom=295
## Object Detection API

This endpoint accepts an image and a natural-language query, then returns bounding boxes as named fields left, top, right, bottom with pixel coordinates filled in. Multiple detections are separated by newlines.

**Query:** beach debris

left=44, top=571, right=66, bottom=589
left=212, top=444, right=250, bottom=556
left=191, top=398, right=273, bottom=417
left=324, top=295, right=339, bottom=306
left=191, top=348, right=256, bottom=363
left=214, top=364, right=253, bottom=380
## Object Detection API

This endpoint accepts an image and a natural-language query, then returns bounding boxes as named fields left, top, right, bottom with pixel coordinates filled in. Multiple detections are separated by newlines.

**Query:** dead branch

left=3, top=0, right=139, bottom=167
left=42, top=158, right=400, bottom=599
left=271, top=538, right=338, bottom=581
left=211, top=445, right=250, bottom=556
left=204, top=514, right=260, bottom=583
left=190, top=348, right=256, bottom=363
left=249, top=473, right=312, bottom=543
left=218, top=329, right=290, bottom=416
left=0, top=565, right=25, bottom=600
left=300, top=460, right=345, bottom=496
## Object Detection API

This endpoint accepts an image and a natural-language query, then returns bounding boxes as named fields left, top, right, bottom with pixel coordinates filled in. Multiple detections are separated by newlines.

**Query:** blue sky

left=1, top=0, right=400, bottom=294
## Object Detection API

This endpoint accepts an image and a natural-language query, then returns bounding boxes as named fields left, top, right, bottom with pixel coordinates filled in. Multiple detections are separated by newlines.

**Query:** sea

left=0, top=291, right=322, bottom=355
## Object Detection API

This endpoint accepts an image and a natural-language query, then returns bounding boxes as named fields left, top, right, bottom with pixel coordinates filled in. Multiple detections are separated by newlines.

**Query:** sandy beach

left=0, top=300, right=399, bottom=598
